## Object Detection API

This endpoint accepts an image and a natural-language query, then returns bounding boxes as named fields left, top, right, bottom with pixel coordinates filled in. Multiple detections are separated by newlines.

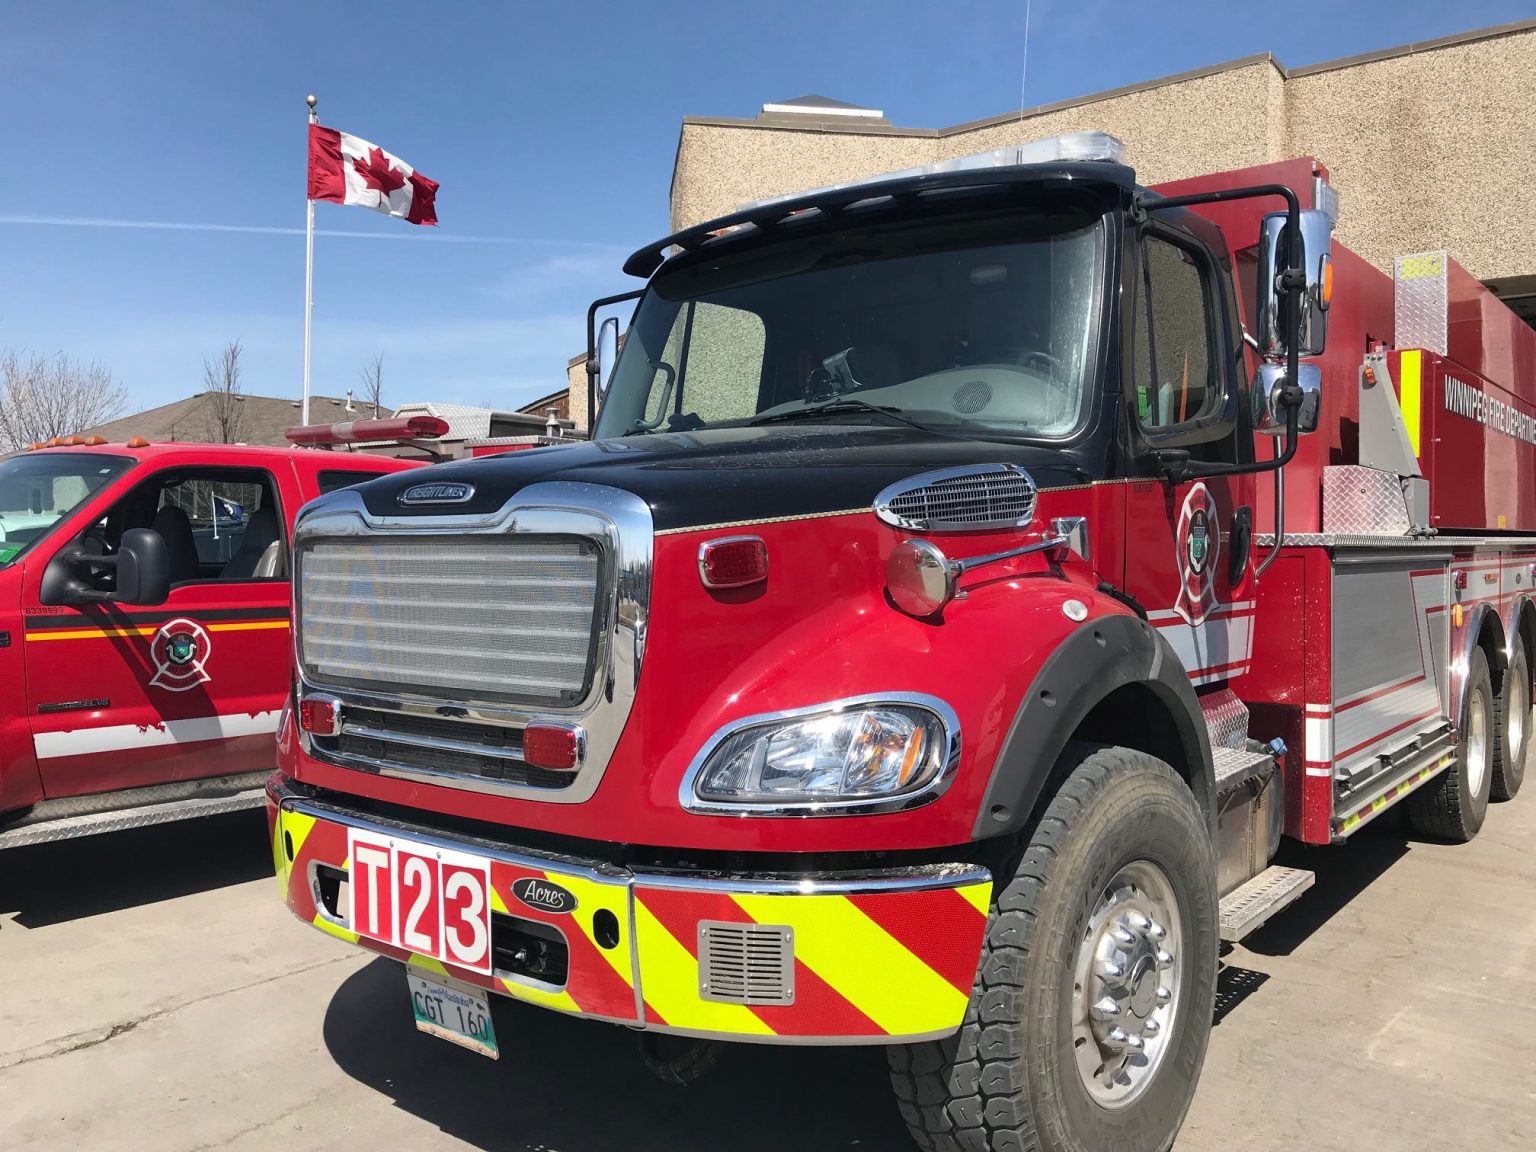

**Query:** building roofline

left=681, top=18, right=1536, bottom=138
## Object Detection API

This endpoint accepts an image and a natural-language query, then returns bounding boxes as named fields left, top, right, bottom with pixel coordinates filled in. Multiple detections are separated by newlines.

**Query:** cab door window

left=1132, top=233, right=1219, bottom=430
left=99, top=468, right=286, bottom=588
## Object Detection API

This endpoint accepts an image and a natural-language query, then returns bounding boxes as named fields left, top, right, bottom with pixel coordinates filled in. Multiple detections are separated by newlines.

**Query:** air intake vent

left=698, top=921, right=795, bottom=1006
left=874, top=465, right=1038, bottom=533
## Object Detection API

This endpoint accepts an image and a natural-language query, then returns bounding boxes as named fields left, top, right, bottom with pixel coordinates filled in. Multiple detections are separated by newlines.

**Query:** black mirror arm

left=1157, top=404, right=1300, bottom=482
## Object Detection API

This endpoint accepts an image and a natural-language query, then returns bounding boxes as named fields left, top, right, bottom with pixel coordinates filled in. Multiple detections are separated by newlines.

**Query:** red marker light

left=523, top=723, right=582, bottom=771
left=298, top=696, right=339, bottom=736
left=1454, top=570, right=1468, bottom=591
left=698, top=536, right=769, bottom=589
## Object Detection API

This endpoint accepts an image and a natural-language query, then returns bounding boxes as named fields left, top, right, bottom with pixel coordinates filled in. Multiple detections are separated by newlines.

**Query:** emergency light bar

left=738, top=131, right=1127, bottom=212
left=284, top=414, right=450, bottom=448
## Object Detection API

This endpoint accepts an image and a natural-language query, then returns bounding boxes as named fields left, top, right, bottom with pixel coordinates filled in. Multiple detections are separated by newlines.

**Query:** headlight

left=685, top=697, right=959, bottom=815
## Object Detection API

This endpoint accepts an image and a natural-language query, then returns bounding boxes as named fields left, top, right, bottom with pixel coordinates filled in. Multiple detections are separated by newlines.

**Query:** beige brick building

left=668, top=18, right=1536, bottom=324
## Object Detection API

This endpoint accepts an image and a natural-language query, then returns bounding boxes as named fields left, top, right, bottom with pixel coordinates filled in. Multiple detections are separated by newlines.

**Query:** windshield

left=0, top=453, right=132, bottom=566
left=596, top=202, right=1107, bottom=441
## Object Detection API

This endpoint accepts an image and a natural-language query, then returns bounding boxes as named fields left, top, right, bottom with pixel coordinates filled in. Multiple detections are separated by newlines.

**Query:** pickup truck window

left=90, top=466, right=286, bottom=587
left=317, top=469, right=393, bottom=494
left=0, top=452, right=132, bottom=567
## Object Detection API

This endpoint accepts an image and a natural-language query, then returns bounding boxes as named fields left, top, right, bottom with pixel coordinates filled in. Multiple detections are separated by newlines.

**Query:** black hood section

left=362, top=426, right=1093, bottom=532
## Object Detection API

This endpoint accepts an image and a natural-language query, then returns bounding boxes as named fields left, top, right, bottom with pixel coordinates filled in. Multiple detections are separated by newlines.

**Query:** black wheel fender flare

left=970, top=613, right=1215, bottom=840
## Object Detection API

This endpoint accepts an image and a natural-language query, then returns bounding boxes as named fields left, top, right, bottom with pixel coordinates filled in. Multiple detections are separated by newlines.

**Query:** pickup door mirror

left=40, top=527, right=171, bottom=607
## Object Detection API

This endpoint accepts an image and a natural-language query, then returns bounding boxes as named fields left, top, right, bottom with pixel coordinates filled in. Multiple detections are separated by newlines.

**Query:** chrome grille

left=874, top=465, right=1038, bottom=532
left=299, top=536, right=602, bottom=708
left=698, top=921, right=795, bottom=1006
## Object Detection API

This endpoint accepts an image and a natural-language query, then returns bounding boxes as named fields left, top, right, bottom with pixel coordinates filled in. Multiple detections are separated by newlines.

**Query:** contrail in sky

left=0, top=213, right=622, bottom=249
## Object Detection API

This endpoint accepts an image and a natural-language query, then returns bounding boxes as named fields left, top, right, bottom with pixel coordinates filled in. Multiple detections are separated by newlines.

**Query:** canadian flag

left=307, top=124, right=438, bottom=225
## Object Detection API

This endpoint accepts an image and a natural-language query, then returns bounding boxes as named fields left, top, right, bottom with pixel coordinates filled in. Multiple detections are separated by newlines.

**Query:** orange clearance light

left=83, top=435, right=107, bottom=446
left=46, top=437, right=63, bottom=447
left=62, top=435, right=84, bottom=446
left=1319, top=255, right=1334, bottom=309
left=125, top=436, right=150, bottom=448
left=28, top=442, right=44, bottom=451
left=698, top=536, right=769, bottom=589
left=522, top=723, right=582, bottom=771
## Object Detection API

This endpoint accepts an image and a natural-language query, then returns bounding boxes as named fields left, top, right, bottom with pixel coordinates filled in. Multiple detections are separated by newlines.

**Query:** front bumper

left=269, top=779, right=992, bottom=1044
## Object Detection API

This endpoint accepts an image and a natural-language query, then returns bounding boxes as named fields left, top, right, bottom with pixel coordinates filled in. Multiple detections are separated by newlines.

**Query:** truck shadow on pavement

left=0, top=809, right=271, bottom=929
left=324, top=956, right=913, bottom=1152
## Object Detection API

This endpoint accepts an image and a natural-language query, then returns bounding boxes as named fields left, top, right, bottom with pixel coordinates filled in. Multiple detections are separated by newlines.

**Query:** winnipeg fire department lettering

left=1443, top=375, right=1536, bottom=446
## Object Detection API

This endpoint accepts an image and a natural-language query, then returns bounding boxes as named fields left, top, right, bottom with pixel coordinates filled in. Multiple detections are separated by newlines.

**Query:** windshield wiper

left=748, top=398, right=932, bottom=433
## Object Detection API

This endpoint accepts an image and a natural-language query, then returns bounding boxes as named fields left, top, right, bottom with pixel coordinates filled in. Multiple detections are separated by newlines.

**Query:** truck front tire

left=889, top=745, right=1217, bottom=1152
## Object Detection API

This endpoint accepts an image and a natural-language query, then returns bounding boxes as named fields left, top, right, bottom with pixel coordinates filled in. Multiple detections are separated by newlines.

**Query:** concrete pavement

left=0, top=795, right=1531, bottom=1151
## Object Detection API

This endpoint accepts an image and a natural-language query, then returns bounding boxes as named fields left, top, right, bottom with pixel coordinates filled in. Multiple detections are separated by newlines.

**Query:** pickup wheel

left=1493, top=640, right=1528, bottom=801
left=888, top=745, right=1217, bottom=1152
left=1410, top=645, right=1493, bottom=840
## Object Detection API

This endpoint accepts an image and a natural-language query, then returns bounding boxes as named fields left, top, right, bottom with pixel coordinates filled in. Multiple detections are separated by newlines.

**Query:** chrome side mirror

left=595, top=316, right=621, bottom=403
left=1252, top=362, right=1321, bottom=436
left=1255, top=208, right=1333, bottom=359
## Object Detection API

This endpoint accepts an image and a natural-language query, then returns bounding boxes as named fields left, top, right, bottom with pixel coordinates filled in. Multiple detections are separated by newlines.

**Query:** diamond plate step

left=1219, top=865, right=1315, bottom=942
left=0, top=776, right=267, bottom=850
left=1212, top=746, right=1276, bottom=795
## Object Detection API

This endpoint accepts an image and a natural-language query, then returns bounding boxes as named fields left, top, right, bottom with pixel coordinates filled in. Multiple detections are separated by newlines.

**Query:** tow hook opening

left=637, top=1033, right=724, bottom=1085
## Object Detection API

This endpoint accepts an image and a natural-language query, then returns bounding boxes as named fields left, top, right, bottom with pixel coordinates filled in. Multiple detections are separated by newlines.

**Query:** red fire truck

left=270, top=134, right=1533, bottom=1151
left=0, top=420, right=431, bottom=848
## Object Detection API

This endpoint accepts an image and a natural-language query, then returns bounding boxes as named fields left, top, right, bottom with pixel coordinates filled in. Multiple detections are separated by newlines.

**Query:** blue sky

left=3, top=0, right=1531, bottom=417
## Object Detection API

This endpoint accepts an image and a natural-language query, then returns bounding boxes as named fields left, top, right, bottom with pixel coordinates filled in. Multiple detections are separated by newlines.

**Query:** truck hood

left=356, top=425, right=1090, bottom=532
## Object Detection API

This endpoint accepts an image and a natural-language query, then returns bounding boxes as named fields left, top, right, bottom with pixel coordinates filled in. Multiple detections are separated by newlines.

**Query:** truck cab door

left=22, top=464, right=291, bottom=798
left=1120, top=225, right=1258, bottom=688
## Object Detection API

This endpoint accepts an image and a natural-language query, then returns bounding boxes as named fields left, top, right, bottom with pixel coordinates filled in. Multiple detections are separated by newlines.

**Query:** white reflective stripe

left=1304, top=715, right=1333, bottom=762
left=1145, top=599, right=1256, bottom=623
left=1156, top=613, right=1254, bottom=675
left=33, top=711, right=280, bottom=760
left=1305, top=766, right=1334, bottom=778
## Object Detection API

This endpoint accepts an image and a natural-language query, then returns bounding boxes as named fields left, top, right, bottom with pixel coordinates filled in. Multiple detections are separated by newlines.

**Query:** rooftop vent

left=759, top=94, right=885, bottom=120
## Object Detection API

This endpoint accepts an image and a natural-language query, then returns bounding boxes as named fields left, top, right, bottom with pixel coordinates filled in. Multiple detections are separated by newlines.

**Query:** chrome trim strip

left=291, top=481, right=652, bottom=805
left=677, top=692, right=962, bottom=817
left=337, top=721, right=527, bottom=764
left=301, top=744, right=571, bottom=798
left=873, top=463, right=1038, bottom=533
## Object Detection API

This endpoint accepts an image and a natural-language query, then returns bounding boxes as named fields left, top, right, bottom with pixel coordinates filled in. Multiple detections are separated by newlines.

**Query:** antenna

left=1018, top=0, right=1033, bottom=127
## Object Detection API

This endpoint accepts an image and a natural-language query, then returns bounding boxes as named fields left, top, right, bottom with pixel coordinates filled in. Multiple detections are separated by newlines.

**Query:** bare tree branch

left=0, top=349, right=128, bottom=452
left=359, top=352, right=385, bottom=418
left=201, top=339, right=247, bottom=444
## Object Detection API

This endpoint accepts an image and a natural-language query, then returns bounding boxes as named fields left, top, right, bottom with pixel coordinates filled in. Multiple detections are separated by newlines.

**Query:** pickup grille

left=298, top=535, right=603, bottom=709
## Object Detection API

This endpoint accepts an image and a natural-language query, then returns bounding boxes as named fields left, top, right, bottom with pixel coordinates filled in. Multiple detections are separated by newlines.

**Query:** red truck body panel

left=0, top=443, right=419, bottom=815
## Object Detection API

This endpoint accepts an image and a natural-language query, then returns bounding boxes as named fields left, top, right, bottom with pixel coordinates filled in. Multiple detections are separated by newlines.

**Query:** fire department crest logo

left=1174, top=484, right=1221, bottom=626
left=149, top=618, right=212, bottom=692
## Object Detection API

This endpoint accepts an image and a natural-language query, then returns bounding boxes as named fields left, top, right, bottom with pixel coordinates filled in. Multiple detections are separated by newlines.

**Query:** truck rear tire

left=1493, top=640, right=1528, bottom=801
left=1409, top=645, right=1493, bottom=840
left=888, top=745, right=1217, bottom=1152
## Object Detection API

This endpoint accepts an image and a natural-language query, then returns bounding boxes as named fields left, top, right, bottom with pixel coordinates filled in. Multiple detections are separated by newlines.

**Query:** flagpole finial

left=306, top=94, right=317, bottom=108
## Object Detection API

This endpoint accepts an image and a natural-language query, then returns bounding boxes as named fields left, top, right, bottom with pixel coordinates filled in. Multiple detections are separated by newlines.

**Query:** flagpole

left=302, top=93, right=318, bottom=428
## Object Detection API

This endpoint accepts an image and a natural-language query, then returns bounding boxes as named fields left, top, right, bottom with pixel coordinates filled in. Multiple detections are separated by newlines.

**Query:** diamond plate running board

left=0, top=773, right=267, bottom=850
left=1218, top=865, right=1315, bottom=942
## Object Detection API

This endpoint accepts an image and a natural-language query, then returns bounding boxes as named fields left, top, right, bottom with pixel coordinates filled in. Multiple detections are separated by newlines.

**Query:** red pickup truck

left=0, top=436, right=421, bottom=848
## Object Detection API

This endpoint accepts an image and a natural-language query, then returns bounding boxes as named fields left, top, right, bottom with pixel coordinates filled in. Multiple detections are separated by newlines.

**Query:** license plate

left=407, top=969, right=499, bottom=1059
left=347, top=828, right=494, bottom=973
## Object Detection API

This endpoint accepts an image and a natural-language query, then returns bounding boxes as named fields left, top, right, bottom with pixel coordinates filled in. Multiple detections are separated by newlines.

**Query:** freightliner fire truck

left=270, top=133, right=1535, bottom=1151
left=0, top=418, right=431, bottom=849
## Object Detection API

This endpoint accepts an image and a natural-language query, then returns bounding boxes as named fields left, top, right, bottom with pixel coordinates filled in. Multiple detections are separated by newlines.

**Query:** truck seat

left=149, top=505, right=201, bottom=584
left=221, top=506, right=282, bottom=580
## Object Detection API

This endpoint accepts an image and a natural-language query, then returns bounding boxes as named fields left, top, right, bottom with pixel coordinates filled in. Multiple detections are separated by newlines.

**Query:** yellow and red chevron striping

left=634, top=886, right=882, bottom=1037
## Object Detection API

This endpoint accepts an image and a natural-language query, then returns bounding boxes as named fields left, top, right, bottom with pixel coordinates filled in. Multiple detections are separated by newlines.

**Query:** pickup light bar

left=285, top=414, right=450, bottom=448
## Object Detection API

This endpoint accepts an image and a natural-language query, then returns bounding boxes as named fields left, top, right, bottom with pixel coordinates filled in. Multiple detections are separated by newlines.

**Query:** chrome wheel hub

left=1509, top=671, right=1528, bottom=768
left=1071, top=861, right=1183, bottom=1109
left=1467, top=689, right=1489, bottom=798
